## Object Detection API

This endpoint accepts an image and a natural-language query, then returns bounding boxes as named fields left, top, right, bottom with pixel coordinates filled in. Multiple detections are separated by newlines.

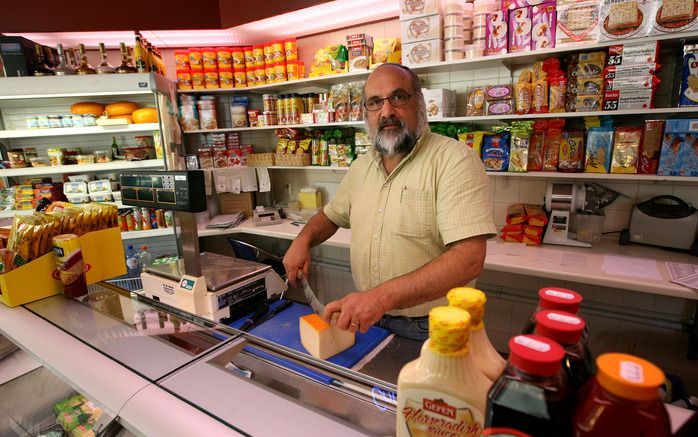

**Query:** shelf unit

left=184, top=120, right=364, bottom=134
left=0, top=123, right=160, bottom=139
left=0, top=159, right=163, bottom=177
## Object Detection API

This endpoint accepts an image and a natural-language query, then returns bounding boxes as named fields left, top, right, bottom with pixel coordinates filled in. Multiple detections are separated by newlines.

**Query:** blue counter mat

left=229, top=300, right=390, bottom=379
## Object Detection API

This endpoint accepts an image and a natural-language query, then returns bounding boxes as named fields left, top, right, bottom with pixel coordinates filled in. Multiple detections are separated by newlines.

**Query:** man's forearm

left=294, top=211, right=340, bottom=249
left=373, top=236, right=487, bottom=312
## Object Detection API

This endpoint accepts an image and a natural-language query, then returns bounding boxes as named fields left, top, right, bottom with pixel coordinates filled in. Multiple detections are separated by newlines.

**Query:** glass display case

left=0, top=283, right=406, bottom=436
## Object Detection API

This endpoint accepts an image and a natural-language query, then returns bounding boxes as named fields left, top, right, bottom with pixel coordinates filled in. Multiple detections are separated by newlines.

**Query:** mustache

left=379, top=117, right=406, bottom=130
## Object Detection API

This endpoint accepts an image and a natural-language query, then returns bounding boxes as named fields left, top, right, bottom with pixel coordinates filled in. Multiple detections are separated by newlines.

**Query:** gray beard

left=371, top=118, right=417, bottom=156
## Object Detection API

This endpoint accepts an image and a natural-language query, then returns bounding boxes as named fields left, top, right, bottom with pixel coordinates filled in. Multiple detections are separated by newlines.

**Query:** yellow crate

left=0, top=227, right=126, bottom=307
left=246, top=153, right=275, bottom=166
left=275, top=153, right=311, bottom=167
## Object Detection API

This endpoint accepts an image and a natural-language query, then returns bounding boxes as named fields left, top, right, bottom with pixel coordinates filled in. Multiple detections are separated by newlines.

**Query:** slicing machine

left=120, top=170, right=286, bottom=323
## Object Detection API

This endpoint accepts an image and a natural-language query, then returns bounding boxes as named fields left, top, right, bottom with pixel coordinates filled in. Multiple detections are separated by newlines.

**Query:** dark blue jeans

left=377, top=314, right=429, bottom=341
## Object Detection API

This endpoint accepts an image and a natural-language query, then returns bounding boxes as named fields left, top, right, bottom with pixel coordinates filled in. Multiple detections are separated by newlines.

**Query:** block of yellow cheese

left=299, top=313, right=355, bottom=360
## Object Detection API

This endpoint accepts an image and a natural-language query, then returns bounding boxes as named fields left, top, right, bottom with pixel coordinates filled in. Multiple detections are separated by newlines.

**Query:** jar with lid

left=176, top=70, right=193, bottom=90
left=263, top=44, right=274, bottom=65
left=8, top=149, right=27, bottom=168
left=174, top=50, right=190, bottom=70
left=245, top=70, right=256, bottom=87
left=252, top=45, right=265, bottom=67
left=264, top=64, right=274, bottom=84
left=204, top=69, right=219, bottom=89
left=278, top=95, right=288, bottom=125
left=219, top=69, right=234, bottom=88
left=233, top=70, right=247, bottom=88
left=254, top=66, right=266, bottom=85
left=303, top=93, right=318, bottom=114
left=188, top=48, right=203, bottom=70
left=286, top=61, right=299, bottom=81
left=523, top=287, right=588, bottom=339
left=191, top=70, right=205, bottom=89
left=217, top=47, right=233, bottom=69
left=201, top=47, right=217, bottom=69
left=230, top=47, right=244, bottom=70
left=288, top=94, right=303, bottom=124
left=573, top=353, right=670, bottom=436
left=263, top=111, right=278, bottom=126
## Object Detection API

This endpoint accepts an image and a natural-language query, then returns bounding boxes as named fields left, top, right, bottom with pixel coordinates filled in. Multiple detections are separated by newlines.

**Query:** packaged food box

left=422, top=88, right=456, bottom=118
left=650, top=0, right=698, bottom=35
left=606, top=41, right=659, bottom=66
left=584, top=127, right=613, bottom=173
left=486, top=10, right=509, bottom=55
left=402, top=39, right=443, bottom=65
left=531, top=2, right=557, bottom=50
left=487, top=99, right=514, bottom=115
left=679, top=45, right=698, bottom=107
left=65, top=193, right=90, bottom=204
left=486, top=84, right=514, bottom=101
left=89, top=192, right=113, bottom=202
left=603, top=63, right=660, bottom=79
left=598, top=0, right=654, bottom=41
left=400, top=0, right=441, bottom=18
left=502, top=0, right=549, bottom=9
left=680, top=134, right=698, bottom=176
left=509, top=7, right=532, bottom=52
left=466, top=86, right=487, bottom=116
left=372, top=38, right=402, bottom=67
left=346, top=34, right=373, bottom=71
left=604, top=75, right=659, bottom=92
left=556, top=0, right=599, bottom=46
left=602, top=88, right=655, bottom=110
left=401, top=14, right=443, bottom=42
left=611, top=126, right=642, bottom=174
left=638, top=120, right=664, bottom=174
left=659, top=119, right=698, bottom=176
left=577, top=77, right=604, bottom=95
left=576, top=94, right=603, bottom=111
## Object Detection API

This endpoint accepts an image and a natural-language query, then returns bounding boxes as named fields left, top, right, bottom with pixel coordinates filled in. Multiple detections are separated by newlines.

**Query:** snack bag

left=524, top=204, right=549, bottom=227
left=466, top=86, right=486, bottom=116
left=460, top=131, right=487, bottom=157
left=482, top=131, right=511, bottom=171
left=506, top=203, right=527, bottom=225
left=559, top=130, right=585, bottom=172
left=638, top=119, right=664, bottom=174
left=679, top=133, right=698, bottom=176
left=611, top=126, right=643, bottom=173
left=584, top=127, right=614, bottom=173
left=509, top=121, right=533, bottom=172
left=329, top=83, right=350, bottom=122
left=531, top=62, right=548, bottom=113
left=657, top=133, right=684, bottom=176
left=515, top=69, right=533, bottom=114
left=501, top=223, right=525, bottom=235
left=528, top=120, right=547, bottom=171
left=542, top=118, right=565, bottom=171
left=501, top=233, right=525, bottom=243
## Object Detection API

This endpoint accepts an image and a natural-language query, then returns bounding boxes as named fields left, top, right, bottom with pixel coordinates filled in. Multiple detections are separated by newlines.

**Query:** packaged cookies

left=598, top=0, right=654, bottom=41
left=543, top=118, right=565, bottom=171
left=584, top=127, right=614, bottom=173
left=466, top=86, right=487, bottom=116
left=482, top=131, right=511, bottom=171
left=531, top=2, right=557, bottom=50
left=509, top=121, right=533, bottom=172
left=651, top=0, right=698, bottom=35
left=559, top=130, right=585, bottom=172
left=638, top=119, right=664, bottom=174
left=528, top=120, right=547, bottom=171
left=611, top=126, right=643, bottom=173
left=509, top=6, right=532, bottom=52
left=485, top=10, right=509, bottom=55
left=556, top=0, right=599, bottom=46
left=679, top=44, right=698, bottom=107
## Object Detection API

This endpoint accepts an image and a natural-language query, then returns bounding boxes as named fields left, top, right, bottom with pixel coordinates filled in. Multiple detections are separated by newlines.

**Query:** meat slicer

left=543, top=182, right=621, bottom=248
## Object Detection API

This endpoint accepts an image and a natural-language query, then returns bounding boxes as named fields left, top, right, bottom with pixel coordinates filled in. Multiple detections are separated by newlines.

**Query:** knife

left=248, top=299, right=293, bottom=330
left=301, top=277, right=326, bottom=314
left=238, top=304, right=269, bottom=332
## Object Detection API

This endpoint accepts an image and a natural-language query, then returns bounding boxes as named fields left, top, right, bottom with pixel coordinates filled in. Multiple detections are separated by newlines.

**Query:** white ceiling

left=5, top=0, right=398, bottom=48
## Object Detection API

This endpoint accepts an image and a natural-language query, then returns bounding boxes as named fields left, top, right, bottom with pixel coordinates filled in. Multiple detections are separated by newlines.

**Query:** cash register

left=119, top=170, right=286, bottom=322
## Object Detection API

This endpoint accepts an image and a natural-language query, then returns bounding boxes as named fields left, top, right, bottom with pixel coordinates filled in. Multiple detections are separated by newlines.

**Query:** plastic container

left=75, top=154, right=95, bottom=165
left=576, top=213, right=604, bottom=243
left=534, top=310, right=595, bottom=389
left=65, top=193, right=90, bottom=204
left=573, top=353, right=670, bottom=436
left=122, top=147, right=154, bottom=161
left=93, top=150, right=112, bottom=163
left=64, top=182, right=88, bottom=194
left=89, top=192, right=113, bottom=202
left=112, top=191, right=122, bottom=201
left=284, top=38, right=298, bottom=61
left=218, top=47, right=233, bottom=69
left=485, top=335, right=574, bottom=436
left=30, top=156, right=49, bottom=167
left=8, top=149, right=27, bottom=168
left=139, top=245, right=153, bottom=272
left=174, top=49, right=190, bottom=70
left=201, top=47, right=217, bottom=69
left=87, top=180, right=112, bottom=193
left=82, top=114, right=97, bottom=126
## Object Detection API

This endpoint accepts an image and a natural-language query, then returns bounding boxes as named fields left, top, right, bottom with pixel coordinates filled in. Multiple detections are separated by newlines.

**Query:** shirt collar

left=369, top=130, right=431, bottom=175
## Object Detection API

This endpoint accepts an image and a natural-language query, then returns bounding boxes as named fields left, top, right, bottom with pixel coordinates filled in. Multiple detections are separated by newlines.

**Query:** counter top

left=198, top=218, right=698, bottom=301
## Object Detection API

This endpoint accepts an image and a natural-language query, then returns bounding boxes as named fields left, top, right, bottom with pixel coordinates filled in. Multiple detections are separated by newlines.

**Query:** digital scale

left=120, top=171, right=287, bottom=323
left=253, top=206, right=283, bottom=226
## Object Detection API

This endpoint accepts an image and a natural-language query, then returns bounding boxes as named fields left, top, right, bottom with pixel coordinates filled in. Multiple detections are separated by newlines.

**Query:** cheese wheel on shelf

left=70, top=102, right=105, bottom=115
left=299, top=313, right=355, bottom=360
left=131, top=107, right=158, bottom=123
left=105, top=101, right=140, bottom=117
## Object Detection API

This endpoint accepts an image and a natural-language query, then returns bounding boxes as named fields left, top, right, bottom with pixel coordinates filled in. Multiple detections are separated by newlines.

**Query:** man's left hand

left=323, top=290, right=387, bottom=334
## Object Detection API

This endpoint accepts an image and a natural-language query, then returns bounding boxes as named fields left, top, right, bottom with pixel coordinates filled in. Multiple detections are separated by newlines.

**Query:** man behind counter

left=283, top=63, right=496, bottom=340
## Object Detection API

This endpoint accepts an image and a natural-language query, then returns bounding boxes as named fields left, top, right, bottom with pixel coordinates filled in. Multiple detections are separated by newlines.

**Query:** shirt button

left=378, top=208, right=383, bottom=213
left=373, top=233, right=378, bottom=239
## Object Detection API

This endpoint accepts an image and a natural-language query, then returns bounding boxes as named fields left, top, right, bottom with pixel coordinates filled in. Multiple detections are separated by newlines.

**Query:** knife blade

left=249, top=299, right=293, bottom=329
left=301, top=277, right=325, bottom=314
left=238, top=304, right=269, bottom=332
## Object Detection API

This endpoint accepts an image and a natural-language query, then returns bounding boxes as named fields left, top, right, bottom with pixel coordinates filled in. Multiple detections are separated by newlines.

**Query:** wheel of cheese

left=70, top=102, right=105, bottom=115
left=131, top=107, right=158, bottom=124
left=105, top=101, right=140, bottom=117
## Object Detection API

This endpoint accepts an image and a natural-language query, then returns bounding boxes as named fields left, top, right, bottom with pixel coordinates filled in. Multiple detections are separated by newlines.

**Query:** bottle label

left=544, top=289, right=575, bottom=300
left=620, top=360, right=644, bottom=383
left=514, top=335, right=551, bottom=353
left=397, top=389, right=484, bottom=437
left=546, top=312, right=581, bottom=325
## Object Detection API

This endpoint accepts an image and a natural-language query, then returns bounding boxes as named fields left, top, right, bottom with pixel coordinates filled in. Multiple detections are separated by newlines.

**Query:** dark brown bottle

left=32, top=44, right=54, bottom=76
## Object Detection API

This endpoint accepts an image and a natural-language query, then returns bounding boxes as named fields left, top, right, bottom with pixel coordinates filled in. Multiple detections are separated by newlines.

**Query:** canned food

left=141, top=208, right=152, bottom=230
left=263, top=44, right=274, bottom=65
left=263, top=111, right=278, bottom=126
left=165, top=210, right=174, bottom=227
left=284, top=38, right=298, bottom=61
left=82, top=114, right=97, bottom=126
left=244, top=46, right=255, bottom=70
left=176, top=70, right=193, bottom=90
left=204, top=69, right=219, bottom=89
left=48, top=115, right=62, bottom=128
left=201, top=47, right=217, bottom=69
left=47, top=149, right=64, bottom=166
left=246, top=69, right=257, bottom=87
left=133, top=208, right=143, bottom=231
left=8, top=149, right=27, bottom=168
left=271, top=40, right=285, bottom=63
left=234, top=70, right=247, bottom=88
left=219, top=69, right=234, bottom=88
left=286, top=61, right=299, bottom=81
left=25, top=116, right=38, bottom=129
left=254, top=67, right=266, bottom=85
left=52, top=234, right=88, bottom=298
left=263, top=94, right=277, bottom=112
left=265, top=64, right=274, bottom=84
left=217, top=47, right=233, bottom=69
left=273, top=62, right=286, bottom=82
left=174, top=50, right=190, bottom=70
left=150, top=210, right=159, bottom=229
left=188, top=48, right=203, bottom=69
left=253, top=45, right=264, bottom=67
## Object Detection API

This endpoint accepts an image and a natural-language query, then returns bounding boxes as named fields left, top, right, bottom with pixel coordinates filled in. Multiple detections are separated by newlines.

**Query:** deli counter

left=0, top=282, right=414, bottom=436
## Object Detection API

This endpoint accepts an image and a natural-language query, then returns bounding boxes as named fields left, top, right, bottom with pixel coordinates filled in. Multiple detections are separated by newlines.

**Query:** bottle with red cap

left=485, top=335, right=574, bottom=437
left=574, top=353, right=670, bottom=436
left=534, top=310, right=595, bottom=389
left=522, top=287, right=586, bottom=337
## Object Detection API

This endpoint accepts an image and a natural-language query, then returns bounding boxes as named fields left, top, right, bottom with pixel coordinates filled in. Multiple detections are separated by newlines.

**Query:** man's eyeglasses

left=363, top=91, right=415, bottom=111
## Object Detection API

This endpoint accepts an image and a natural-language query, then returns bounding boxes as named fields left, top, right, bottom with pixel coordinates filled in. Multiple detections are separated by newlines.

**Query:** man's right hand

left=282, top=240, right=311, bottom=288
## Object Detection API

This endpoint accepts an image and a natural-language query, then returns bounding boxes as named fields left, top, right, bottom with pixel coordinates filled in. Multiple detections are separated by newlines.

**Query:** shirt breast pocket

left=396, top=189, right=436, bottom=238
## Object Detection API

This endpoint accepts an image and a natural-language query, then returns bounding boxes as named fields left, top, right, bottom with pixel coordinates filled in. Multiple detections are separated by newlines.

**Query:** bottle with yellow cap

left=573, top=353, right=670, bottom=436
left=447, top=287, right=507, bottom=381
left=396, top=306, right=491, bottom=437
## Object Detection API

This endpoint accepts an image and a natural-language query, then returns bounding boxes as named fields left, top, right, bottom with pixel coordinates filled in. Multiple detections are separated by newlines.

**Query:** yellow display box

left=0, top=227, right=126, bottom=307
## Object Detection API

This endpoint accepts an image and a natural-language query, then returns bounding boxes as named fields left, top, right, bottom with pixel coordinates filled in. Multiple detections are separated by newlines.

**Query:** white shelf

left=267, top=165, right=350, bottom=171
left=0, top=159, right=163, bottom=177
left=121, top=227, right=174, bottom=239
left=0, top=123, right=160, bottom=139
left=442, top=107, right=698, bottom=123
left=486, top=171, right=698, bottom=182
left=184, top=120, right=364, bottom=134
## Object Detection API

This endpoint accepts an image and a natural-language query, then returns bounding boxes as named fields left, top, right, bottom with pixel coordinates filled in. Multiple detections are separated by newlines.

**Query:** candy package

left=611, top=126, right=643, bottom=173
left=559, top=130, right=585, bottom=172
left=482, top=131, right=511, bottom=171
left=466, top=86, right=486, bottom=116
left=584, top=127, right=614, bottom=173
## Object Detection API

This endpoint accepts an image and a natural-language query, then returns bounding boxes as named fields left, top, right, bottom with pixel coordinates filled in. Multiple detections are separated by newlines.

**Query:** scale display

left=120, top=170, right=206, bottom=212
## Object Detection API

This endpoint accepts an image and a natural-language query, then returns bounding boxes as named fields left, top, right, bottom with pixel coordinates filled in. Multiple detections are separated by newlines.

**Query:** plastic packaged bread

left=506, top=203, right=527, bottom=225
left=524, top=204, right=549, bottom=227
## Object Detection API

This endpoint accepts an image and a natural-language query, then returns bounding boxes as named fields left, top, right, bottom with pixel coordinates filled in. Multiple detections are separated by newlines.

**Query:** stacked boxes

left=602, top=41, right=660, bottom=111
left=400, top=0, right=443, bottom=65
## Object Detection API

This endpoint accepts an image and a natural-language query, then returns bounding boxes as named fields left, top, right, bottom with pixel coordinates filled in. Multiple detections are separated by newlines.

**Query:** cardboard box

left=422, top=88, right=456, bottom=118
left=401, top=14, right=443, bottom=42
left=486, top=10, right=509, bottom=55
left=531, top=2, right=557, bottom=50
left=509, top=7, right=532, bottom=52
left=402, top=39, right=443, bottom=65
left=0, top=227, right=126, bottom=307
left=556, top=1, right=599, bottom=46
left=400, top=0, right=441, bottom=18
left=650, top=0, right=698, bottom=35
left=218, top=192, right=255, bottom=217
